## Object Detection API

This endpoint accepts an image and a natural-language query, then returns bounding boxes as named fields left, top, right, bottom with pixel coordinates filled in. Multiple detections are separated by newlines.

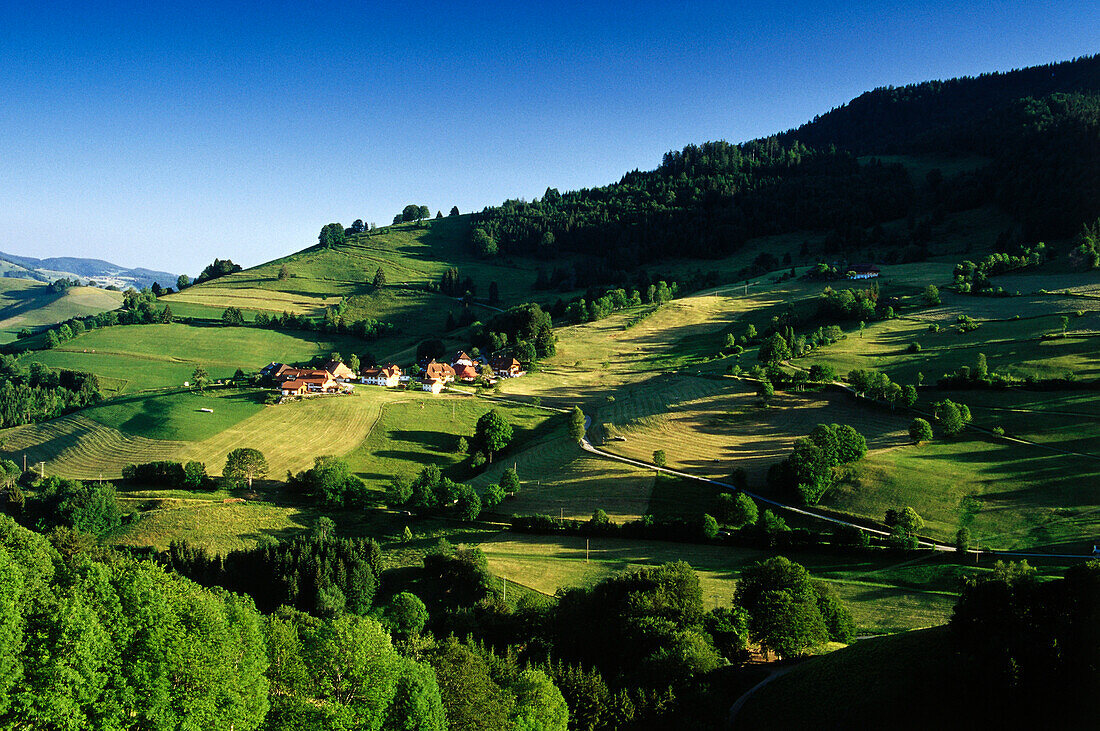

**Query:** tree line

left=0, top=357, right=100, bottom=428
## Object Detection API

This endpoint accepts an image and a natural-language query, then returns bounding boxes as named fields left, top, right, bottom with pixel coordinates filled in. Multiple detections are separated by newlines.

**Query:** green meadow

left=0, top=279, right=123, bottom=343
left=28, top=322, right=366, bottom=394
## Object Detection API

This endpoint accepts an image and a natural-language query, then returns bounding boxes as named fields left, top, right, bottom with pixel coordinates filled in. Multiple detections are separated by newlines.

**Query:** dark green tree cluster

left=818, top=285, right=879, bottom=321
left=250, top=308, right=394, bottom=342
left=287, top=455, right=369, bottom=508
left=953, top=243, right=1046, bottom=295
left=470, top=141, right=912, bottom=278
left=438, top=266, right=476, bottom=297
left=949, top=560, right=1100, bottom=726
left=317, top=222, right=346, bottom=249
left=562, top=282, right=672, bottom=325
left=195, top=257, right=243, bottom=283
left=221, top=305, right=245, bottom=325
left=0, top=358, right=100, bottom=428
left=472, top=303, right=556, bottom=360
left=847, top=368, right=916, bottom=409
left=424, top=636, right=567, bottom=731
left=548, top=562, right=724, bottom=686
left=934, top=398, right=972, bottom=436
left=122, top=460, right=210, bottom=489
left=386, top=464, right=481, bottom=521
left=164, top=532, right=382, bottom=616
left=767, top=423, right=867, bottom=504
left=733, top=556, right=855, bottom=659
left=778, top=56, right=1100, bottom=242
left=401, top=205, right=430, bottom=223
left=884, top=506, right=924, bottom=548
left=1071, top=217, right=1100, bottom=269
left=472, top=409, right=513, bottom=464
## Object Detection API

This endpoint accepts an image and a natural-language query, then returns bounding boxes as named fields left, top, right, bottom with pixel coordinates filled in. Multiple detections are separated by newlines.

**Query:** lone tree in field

left=653, top=450, right=667, bottom=468
left=318, top=222, right=346, bottom=249
left=224, top=448, right=268, bottom=488
left=909, top=417, right=933, bottom=443
left=568, top=406, right=586, bottom=443
left=373, top=267, right=386, bottom=288
left=935, top=399, right=971, bottom=436
left=474, top=410, right=513, bottom=463
left=191, top=366, right=210, bottom=392
left=278, top=264, right=290, bottom=280
left=756, top=379, right=774, bottom=404
left=499, top=467, right=520, bottom=495
left=176, top=274, right=191, bottom=290
left=449, top=206, right=460, bottom=216
left=955, top=527, right=971, bottom=553
left=923, top=284, right=941, bottom=306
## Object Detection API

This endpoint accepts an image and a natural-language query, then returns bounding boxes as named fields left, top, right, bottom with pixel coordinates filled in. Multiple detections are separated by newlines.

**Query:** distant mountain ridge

left=0, top=250, right=177, bottom=290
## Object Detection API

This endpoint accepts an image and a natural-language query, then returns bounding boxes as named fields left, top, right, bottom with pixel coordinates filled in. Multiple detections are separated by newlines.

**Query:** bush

left=907, top=342, right=921, bottom=353
left=909, top=418, right=933, bottom=443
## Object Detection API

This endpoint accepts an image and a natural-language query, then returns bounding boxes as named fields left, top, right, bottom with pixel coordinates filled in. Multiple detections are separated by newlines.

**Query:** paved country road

left=579, top=416, right=1092, bottom=560
left=445, top=385, right=1092, bottom=560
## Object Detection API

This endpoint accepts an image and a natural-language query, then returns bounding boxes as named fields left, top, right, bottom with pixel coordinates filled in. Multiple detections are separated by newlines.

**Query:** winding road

left=580, top=415, right=1093, bottom=560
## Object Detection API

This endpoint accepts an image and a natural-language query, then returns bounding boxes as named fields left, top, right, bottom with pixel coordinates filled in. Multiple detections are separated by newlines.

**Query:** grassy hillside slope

left=28, top=323, right=366, bottom=395
left=0, top=279, right=123, bottom=343
left=736, top=627, right=956, bottom=728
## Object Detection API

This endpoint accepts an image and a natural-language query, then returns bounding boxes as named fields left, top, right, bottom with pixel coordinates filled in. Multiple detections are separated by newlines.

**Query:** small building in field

left=361, top=364, right=402, bottom=387
left=421, top=377, right=446, bottom=394
left=491, top=356, right=524, bottom=378
left=423, top=360, right=456, bottom=384
left=322, top=360, right=356, bottom=381
left=847, top=264, right=880, bottom=280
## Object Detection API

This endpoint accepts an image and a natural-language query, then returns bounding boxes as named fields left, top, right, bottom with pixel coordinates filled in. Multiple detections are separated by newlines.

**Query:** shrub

left=907, top=342, right=921, bottom=353
left=908, top=418, right=933, bottom=443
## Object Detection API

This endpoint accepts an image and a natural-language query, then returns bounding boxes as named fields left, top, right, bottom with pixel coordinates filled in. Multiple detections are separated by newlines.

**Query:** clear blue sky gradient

left=1, top=1, right=1097, bottom=274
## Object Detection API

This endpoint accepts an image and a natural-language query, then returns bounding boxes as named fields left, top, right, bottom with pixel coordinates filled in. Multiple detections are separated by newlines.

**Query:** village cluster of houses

left=260, top=351, right=525, bottom=398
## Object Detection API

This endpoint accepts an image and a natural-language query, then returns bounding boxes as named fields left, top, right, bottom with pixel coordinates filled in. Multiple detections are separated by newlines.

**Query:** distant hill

left=0, top=278, right=124, bottom=344
left=0, top=251, right=177, bottom=290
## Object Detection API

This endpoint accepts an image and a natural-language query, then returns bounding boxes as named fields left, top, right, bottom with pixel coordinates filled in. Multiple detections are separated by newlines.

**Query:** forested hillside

left=470, top=55, right=1100, bottom=277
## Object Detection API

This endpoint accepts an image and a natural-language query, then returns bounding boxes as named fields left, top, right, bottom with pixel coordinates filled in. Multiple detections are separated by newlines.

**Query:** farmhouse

left=361, top=364, right=402, bottom=387
left=452, top=351, right=475, bottom=367
left=421, top=376, right=446, bottom=394
left=491, top=356, right=525, bottom=378
left=847, top=264, right=880, bottom=280
left=322, top=360, right=356, bottom=381
left=423, top=360, right=456, bottom=384
left=454, top=363, right=480, bottom=382
left=274, top=367, right=342, bottom=395
left=280, top=379, right=310, bottom=397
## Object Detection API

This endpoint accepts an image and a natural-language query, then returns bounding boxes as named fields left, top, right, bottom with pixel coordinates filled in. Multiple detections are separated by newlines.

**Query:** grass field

left=342, top=392, right=560, bottom=494
left=82, top=388, right=265, bottom=441
left=828, top=435, right=1100, bottom=552
left=0, top=279, right=123, bottom=343
left=165, top=216, right=581, bottom=318
left=595, top=377, right=911, bottom=483
left=476, top=533, right=961, bottom=634
left=3, top=387, right=392, bottom=479
left=27, top=322, right=367, bottom=395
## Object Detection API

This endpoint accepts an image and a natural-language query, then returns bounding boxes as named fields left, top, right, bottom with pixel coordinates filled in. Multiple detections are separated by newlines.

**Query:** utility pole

left=586, top=538, right=590, bottom=563
left=502, top=575, right=506, bottom=603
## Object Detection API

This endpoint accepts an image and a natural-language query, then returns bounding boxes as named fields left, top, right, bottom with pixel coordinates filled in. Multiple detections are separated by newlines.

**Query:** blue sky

left=1, top=1, right=1097, bottom=275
